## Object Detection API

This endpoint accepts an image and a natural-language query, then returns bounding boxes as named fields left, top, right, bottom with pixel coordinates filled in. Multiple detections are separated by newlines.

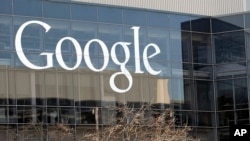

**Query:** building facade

left=0, top=0, right=250, bottom=140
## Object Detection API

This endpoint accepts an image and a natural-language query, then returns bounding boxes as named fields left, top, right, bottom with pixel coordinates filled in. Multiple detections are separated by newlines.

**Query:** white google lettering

left=15, top=20, right=161, bottom=93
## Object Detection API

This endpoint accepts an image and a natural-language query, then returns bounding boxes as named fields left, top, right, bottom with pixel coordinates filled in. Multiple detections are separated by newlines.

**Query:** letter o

left=84, top=39, right=109, bottom=72
left=56, top=37, right=82, bottom=70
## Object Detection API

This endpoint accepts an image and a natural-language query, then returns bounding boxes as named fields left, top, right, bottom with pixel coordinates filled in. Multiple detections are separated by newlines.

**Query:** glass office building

left=0, top=0, right=250, bottom=140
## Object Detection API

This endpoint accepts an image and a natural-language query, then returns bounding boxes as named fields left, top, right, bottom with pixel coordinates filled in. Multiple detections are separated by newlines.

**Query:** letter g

left=15, top=20, right=53, bottom=69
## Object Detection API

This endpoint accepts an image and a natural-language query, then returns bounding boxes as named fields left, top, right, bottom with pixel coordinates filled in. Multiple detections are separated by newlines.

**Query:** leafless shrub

left=81, top=104, right=199, bottom=141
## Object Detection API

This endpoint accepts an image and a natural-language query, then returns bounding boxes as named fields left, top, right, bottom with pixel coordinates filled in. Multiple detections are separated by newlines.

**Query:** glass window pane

left=234, top=78, right=248, bottom=109
left=59, top=107, right=75, bottom=124
left=47, top=107, right=59, bottom=123
left=195, top=80, right=214, bottom=111
left=170, top=31, right=183, bottom=62
left=0, top=107, right=8, bottom=123
left=123, top=9, right=146, bottom=26
left=58, top=72, right=74, bottom=106
left=43, top=1, right=70, bottom=19
left=13, top=0, right=42, bottom=17
left=14, top=17, right=43, bottom=52
left=215, top=62, right=246, bottom=79
left=147, top=28, right=169, bottom=61
left=15, top=53, right=45, bottom=68
left=169, top=14, right=190, bottom=30
left=9, top=106, right=17, bottom=123
left=245, top=13, right=250, bottom=29
left=172, top=63, right=190, bottom=78
left=79, top=73, right=100, bottom=107
left=197, top=112, right=215, bottom=126
left=126, top=76, right=144, bottom=104
left=192, top=33, right=212, bottom=64
left=181, top=32, right=191, bottom=62
left=71, top=21, right=97, bottom=41
left=123, top=26, right=146, bottom=59
left=102, top=72, right=122, bottom=106
left=182, top=79, right=195, bottom=110
left=15, top=71, right=31, bottom=105
left=193, top=64, right=213, bottom=80
left=212, top=14, right=244, bottom=33
left=175, top=111, right=195, bottom=126
left=76, top=108, right=96, bottom=124
left=149, top=77, right=171, bottom=107
left=218, top=111, right=234, bottom=126
left=71, top=4, right=97, bottom=21
left=45, top=72, right=58, bottom=106
left=170, top=79, right=184, bottom=109
left=0, top=16, right=12, bottom=51
left=0, top=52, right=14, bottom=66
left=147, top=12, right=168, bottom=28
left=44, top=19, right=70, bottom=53
left=214, top=31, right=245, bottom=64
left=150, top=60, right=170, bottom=77
left=191, top=17, right=211, bottom=33
left=35, top=71, right=45, bottom=106
left=236, top=110, right=249, bottom=125
left=217, top=80, right=233, bottom=111
left=98, top=24, right=122, bottom=43
left=8, top=70, right=16, bottom=105
left=0, top=70, right=7, bottom=105
left=245, top=29, right=250, bottom=61
left=71, top=21, right=97, bottom=57
left=0, top=0, right=12, bottom=14
left=98, top=7, right=122, bottom=24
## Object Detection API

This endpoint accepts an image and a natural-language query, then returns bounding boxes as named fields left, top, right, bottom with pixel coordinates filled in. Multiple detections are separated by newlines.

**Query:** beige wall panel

left=70, top=0, right=245, bottom=16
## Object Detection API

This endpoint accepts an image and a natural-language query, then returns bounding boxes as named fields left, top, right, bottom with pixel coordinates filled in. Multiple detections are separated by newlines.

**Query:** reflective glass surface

left=214, top=31, right=245, bottom=64
left=71, top=4, right=97, bottom=21
left=13, top=0, right=42, bottom=17
left=98, top=7, right=122, bottom=24
left=212, top=14, right=244, bottom=33
left=0, top=0, right=12, bottom=14
left=1, top=0, right=250, bottom=140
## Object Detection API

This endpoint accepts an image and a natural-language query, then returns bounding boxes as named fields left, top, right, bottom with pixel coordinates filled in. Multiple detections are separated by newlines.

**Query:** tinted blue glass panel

left=171, top=63, right=185, bottom=78
left=98, top=24, right=122, bottom=43
left=56, top=54, right=73, bottom=68
left=71, top=22, right=98, bottom=57
left=43, top=1, right=70, bottom=19
left=147, top=12, right=168, bottom=28
left=212, top=15, right=244, bottom=33
left=170, top=79, right=184, bottom=103
left=14, top=17, right=43, bottom=52
left=0, top=0, right=12, bottom=14
left=44, top=19, right=70, bottom=53
left=98, top=7, right=122, bottom=24
left=15, top=53, right=45, bottom=67
left=169, top=14, right=190, bottom=30
left=0, top=16, right=12, bottom=51
left=123, top=9, right=146, bottom=26
left=123, top=26, right=146, bottom=58
left=13, top=0, right=42, bottom=17
left=0, top=52, right=14, bottom=66
left=71, top=4, right=97, bottom=21
left=147, top=28, right=169, bottom=61
left=170, top=31, right=182, bottom=62
left=71, top=21, right=97, bottom=41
